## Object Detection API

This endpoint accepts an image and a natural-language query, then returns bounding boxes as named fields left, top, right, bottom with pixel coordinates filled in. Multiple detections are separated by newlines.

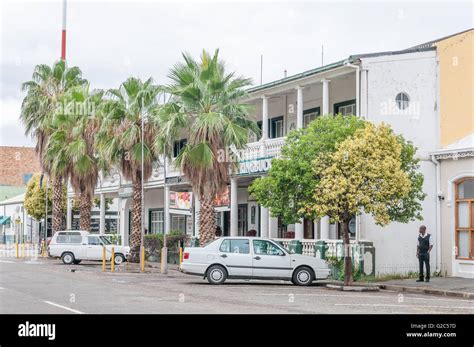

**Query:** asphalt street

left=1, top=257, right=473, bottom=314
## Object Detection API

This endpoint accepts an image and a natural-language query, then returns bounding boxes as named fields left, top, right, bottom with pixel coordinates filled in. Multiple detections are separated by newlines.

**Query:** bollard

left=102, top=246, right=106, bottom=272
left=111, top=247, right=115, bottom=273
left=140, top=245, right=145, bottom=273
left=15, top=242, right=19, bottom=258
left=179, top=246, right=183, bottom=266
left=41, top=240, right=45, bottom=258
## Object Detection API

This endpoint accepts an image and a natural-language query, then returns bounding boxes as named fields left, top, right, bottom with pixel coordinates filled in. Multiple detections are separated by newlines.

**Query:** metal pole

left=140, top=112, right=145, bottom=271
left=44, top=179, right=48, bottom=241
left=61, top=0, right=67, bottom=61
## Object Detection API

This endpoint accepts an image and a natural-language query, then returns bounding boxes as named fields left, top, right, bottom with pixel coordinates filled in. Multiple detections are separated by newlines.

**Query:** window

left=56, top=232, right=82, bottom=244
left=219, top=239, right=250, bottom=254
left=303, top=107, right=320, bottom=128
left=23, top=173, right=33, bottom=185
left=334, top=100, right=356, bottom=116
left=395, top=92, right=410, bottom=110
left=173, top=139, right=187, bottom=158
left=257, top=116, right=284, bottom=139
left=253, top=240, right=285, bottom=256
left=171, top=214, right=186, bottom=233
left=455, top=178, right=474, bottom=260
left=87, top=236, right=101, bottom=245
left=149, top=209, right=164, bottom=234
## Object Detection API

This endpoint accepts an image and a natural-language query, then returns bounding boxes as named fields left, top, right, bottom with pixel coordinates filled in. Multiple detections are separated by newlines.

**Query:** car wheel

left=114, top=253, right=125, bottom=265
left=292, top=266, right=314, bottom=286
left=61, top=252, right=75, bottom=265
left=206, top=265, right=227, bottom=285
left=73, top=260, right=82, bottom=265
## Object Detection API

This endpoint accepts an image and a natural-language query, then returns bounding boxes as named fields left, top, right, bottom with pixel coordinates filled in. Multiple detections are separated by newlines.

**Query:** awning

left=0, top=216, right=11, bottom=225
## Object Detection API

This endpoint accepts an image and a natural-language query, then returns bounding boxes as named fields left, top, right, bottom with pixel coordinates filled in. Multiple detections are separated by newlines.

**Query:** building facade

left=66, top=29, right=472, bottom=277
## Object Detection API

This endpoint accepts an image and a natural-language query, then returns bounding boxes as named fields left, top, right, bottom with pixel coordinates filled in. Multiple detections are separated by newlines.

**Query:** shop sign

left=170, top=191, right=193, bottom=210
left=238, top=157, right=272, bottom=175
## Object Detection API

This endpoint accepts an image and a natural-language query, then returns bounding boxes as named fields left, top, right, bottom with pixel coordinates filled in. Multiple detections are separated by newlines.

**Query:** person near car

left=416, top=225, right=433, bottom=282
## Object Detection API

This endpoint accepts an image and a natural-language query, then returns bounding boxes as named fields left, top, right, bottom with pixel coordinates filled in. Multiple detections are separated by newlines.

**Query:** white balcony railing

left=89, top=137, right=287, bottom=193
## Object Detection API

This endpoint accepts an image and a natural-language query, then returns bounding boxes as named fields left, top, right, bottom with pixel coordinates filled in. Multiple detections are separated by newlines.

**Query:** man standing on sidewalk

left=416, top=225, right=433, bottom=282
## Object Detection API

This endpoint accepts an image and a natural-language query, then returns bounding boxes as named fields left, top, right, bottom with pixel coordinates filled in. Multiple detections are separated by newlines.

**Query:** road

left=0, top=257, right=473, bottom=314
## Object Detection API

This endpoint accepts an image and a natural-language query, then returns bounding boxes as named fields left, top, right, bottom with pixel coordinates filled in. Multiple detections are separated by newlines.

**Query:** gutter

left=430, top=154, right=442, bottom=274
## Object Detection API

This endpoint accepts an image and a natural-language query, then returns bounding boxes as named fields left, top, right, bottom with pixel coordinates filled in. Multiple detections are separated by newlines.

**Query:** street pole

left=140, top=112, right=145, bottom=272
left=44, top=179, right=48, bottom=241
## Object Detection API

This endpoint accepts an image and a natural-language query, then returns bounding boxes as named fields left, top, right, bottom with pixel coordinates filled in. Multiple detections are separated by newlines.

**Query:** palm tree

left=97, top=77, right=161, bottom=262
left=20, top=60, right=86, bottom=233
left=157, top=49, right=258, bottom=245
left=45, top=84, right=105, bottom=231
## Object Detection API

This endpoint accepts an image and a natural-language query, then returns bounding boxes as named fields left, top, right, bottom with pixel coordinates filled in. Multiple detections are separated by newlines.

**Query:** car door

left=85, top=236, right=103, bottom=260
left=217, top=238, right=253, bottom=277
left=251, top=239, right=292, bottom=279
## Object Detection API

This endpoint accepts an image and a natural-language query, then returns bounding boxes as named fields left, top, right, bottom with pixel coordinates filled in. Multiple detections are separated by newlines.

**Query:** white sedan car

left=48, top=230, right=130, bottom=265
left=180, top=237, right=331, bottom=286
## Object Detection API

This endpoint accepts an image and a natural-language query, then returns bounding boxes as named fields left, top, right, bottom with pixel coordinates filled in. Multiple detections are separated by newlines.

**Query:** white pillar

left=320, top=216, right=330, bottom=239
left=296, top=86, right=303, bottom=129
left=360, top=69, right=368, bottom=118
left=121, top=198, right=130, bottom=246
left=117, top=196, right=123, bottom=245
left=99, top=193, right=106, bottom=235
left=260, top=206, right=269, bottom=238
left=194, top=196, right=200, bottom=237
left=164, top=185, right=170, bottom=234
left=230, top=177, right=238, bottom=236
left=322, top=79, right=330, bottom=115
left=66, top=197, right=72, bottom=230
left=295, top=221, right=304, bottom=240
left=261, top=95, right=269, bottom=140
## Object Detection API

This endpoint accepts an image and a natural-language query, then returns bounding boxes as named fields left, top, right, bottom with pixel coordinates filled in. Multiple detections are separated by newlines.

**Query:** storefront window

left=171, top=214, right=186, bottom=234
left=455, top=178, right=474, bottom=260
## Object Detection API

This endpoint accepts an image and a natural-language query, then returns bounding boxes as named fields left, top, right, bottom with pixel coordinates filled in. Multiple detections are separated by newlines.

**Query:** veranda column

left=230, top=177, right=238, bottom=236
left=260, top=205, right=269, bottom=238
left=164, top=185, right=170, bottom=234
left=194, top=196, right=200, bottom=238
left=99, top=193, right=106, bottom=235
left=320, top=216, right=330, bottom=239
left=322, top=79, right=330, bottom=115
left=321, top=79, right=331, bottom=238
left=261, top=95, right=269, bottom=141
left=66, top=196, right=72, bottom=230
left=294, top=86, right=304, bottom=240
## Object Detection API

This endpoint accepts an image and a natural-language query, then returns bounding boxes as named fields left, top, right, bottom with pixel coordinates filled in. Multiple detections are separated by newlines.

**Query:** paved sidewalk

left=377, top=277, right=474, bottom=299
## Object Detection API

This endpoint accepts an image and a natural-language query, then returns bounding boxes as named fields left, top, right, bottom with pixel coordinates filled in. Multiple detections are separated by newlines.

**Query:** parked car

left=180, top=237, right=331, bottom=286
left=48, top=230, right=130, bottom=265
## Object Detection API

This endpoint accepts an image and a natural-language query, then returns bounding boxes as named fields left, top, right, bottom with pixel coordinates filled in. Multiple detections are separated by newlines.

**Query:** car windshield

left=99, top=236, right=112, bottom=245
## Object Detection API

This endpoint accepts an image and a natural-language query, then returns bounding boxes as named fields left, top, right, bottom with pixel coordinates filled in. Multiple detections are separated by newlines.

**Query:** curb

left=378, top=284, right=474, bottom=299
left=326, top=284, right=380, bottom=292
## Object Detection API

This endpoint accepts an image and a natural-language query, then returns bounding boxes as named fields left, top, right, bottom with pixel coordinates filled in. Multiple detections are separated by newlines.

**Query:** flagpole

left=61, top=0, right=67, bottom=60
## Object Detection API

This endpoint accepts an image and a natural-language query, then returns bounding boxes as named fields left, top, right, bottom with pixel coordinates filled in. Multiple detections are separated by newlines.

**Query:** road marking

left=334, top=303, right=474, bottom=310
left=0, top=287, right=4, bottom=290
left=0, top=260, right=15, bottom=264
left=43, top=301, right=84, bottom=314
left=253, top=292, right=474, bottom=303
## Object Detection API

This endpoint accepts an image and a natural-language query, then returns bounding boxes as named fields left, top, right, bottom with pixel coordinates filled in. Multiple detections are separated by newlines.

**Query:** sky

left=0, top=0, right=472, bottom=147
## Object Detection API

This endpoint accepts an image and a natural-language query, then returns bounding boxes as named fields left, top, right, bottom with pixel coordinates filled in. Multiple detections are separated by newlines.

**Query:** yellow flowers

left=309, top=123, right=412, bottom=226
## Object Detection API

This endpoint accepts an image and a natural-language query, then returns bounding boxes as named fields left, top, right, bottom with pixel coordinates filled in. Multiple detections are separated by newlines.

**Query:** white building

left=69, top=30, right=473, bottom=277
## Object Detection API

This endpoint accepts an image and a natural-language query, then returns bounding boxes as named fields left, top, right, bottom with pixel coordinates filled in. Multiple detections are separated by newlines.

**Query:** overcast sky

left=1, top=0, right=472, bottom=147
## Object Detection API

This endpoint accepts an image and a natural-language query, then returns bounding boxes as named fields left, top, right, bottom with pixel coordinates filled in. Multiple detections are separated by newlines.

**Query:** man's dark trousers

left=419, top=252, right=430, bottom=280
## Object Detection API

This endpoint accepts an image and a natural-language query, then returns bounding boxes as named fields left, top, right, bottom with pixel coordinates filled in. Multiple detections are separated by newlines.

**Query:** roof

left=0, top=186, right=26, bottom=202
left=0, top=193, right=25, bottom=206
left=246, top=28, right=472, bottom=95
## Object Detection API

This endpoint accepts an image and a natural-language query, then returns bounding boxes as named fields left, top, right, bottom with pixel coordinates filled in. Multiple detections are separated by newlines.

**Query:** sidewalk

left=376, top=277, right=474, bottom=299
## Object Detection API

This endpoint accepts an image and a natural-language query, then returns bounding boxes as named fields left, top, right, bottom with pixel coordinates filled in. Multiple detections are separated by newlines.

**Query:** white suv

left=48, top=230, right=130, bottom=265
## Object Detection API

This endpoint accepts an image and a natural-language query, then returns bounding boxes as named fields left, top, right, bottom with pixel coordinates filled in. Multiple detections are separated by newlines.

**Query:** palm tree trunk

left=128, top=175, right=142, bottom=263
left=341, top=220, right=353, bottom=286
left=199, top=194, right=216, bottom=246
left=52, top=176, right=63, bottom=233
left=79, top=191, right=91, bottom=231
